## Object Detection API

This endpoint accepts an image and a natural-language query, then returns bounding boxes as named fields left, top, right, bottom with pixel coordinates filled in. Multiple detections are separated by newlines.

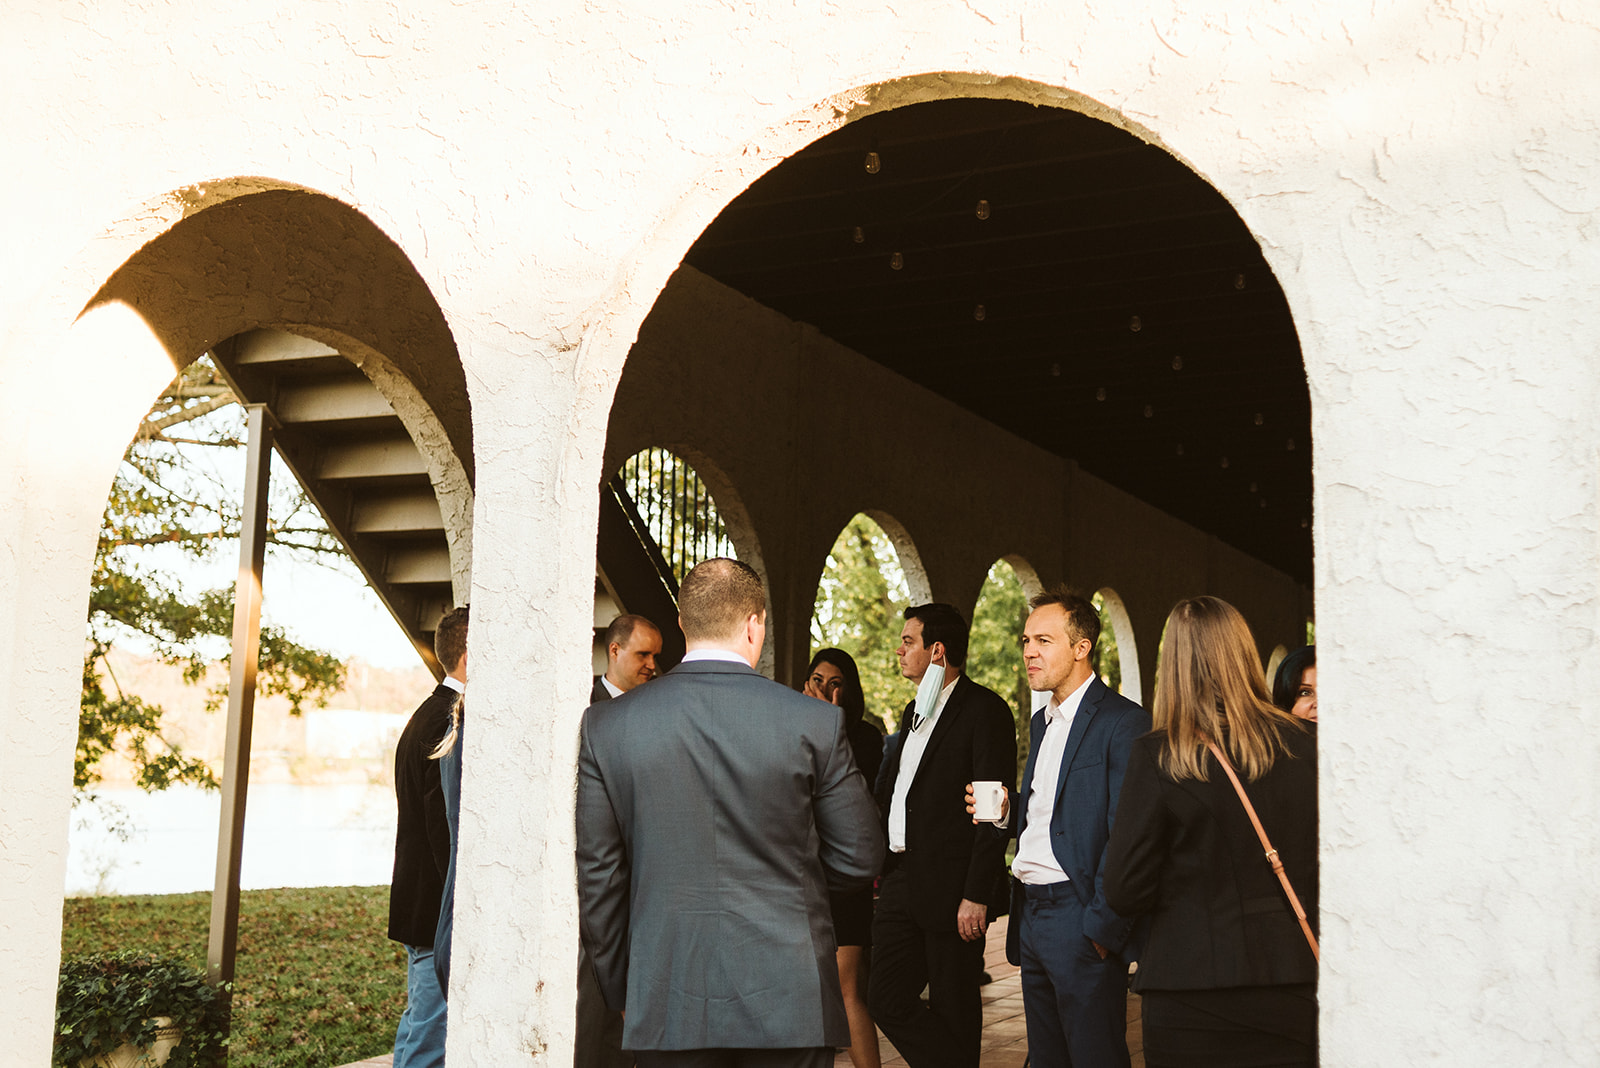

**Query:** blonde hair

left=428, top=689, right=464, bottom=760
left=1153, top=596, right=1305, bottom=782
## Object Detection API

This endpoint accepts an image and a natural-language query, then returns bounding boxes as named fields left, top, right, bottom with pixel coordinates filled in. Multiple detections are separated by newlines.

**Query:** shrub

left=55, top=951, right=228, bottom=1068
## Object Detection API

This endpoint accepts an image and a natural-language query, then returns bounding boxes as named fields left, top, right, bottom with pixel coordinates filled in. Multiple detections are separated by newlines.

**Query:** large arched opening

left=25, top=183, right=473, bottom=1061
left=579, top=72, right=1312, bottom=1063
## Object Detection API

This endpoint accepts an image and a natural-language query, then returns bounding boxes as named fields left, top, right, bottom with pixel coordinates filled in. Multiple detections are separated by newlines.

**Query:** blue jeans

left=394, top=943, right=447, bottom=1067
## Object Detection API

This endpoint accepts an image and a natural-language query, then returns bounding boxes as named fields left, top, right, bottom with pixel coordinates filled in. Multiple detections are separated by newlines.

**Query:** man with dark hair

left=868, top=603, right=1016, bottom=1068
left=577, top=557, right=884, bottom=1068
left=592, top=614, right=663, bottom=702
left=387, top=604, right=468, bottom=1068
left=972, top=588, right=1149, bottom=1067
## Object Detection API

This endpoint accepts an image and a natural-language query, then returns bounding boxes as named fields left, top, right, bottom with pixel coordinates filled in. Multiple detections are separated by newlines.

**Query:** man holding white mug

left=967, top=589, right=1150, bottom=1068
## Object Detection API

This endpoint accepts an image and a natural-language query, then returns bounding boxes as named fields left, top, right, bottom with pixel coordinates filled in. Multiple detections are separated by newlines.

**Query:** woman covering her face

left=802, top=647, right=883, bottom=1068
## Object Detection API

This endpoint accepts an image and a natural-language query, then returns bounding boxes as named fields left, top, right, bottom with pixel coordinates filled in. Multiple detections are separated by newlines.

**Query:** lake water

left=66, top=782, right=397, bottom=896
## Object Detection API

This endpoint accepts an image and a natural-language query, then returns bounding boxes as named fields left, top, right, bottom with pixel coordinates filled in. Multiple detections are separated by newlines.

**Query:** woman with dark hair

left=1272, top=645, right=1317, bottom=722
left=1103, top=597, right=1317, bottom=1066
left=804, top=648, right=883, bottom=1068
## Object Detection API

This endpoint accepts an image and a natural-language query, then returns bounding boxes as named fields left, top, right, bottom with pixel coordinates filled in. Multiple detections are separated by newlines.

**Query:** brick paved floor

left=340, top=916, right=1143, bottom=1068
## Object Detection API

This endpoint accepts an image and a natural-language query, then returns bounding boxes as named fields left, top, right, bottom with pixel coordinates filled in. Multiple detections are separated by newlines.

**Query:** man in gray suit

left=577, top=558, right=885, bottom=1068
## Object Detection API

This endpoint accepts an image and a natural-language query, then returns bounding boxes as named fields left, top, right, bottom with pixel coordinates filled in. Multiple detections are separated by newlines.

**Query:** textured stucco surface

left=2, top=1, right=1598, bottom=1064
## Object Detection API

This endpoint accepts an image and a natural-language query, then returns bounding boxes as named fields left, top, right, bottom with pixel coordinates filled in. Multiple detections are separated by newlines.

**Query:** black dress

left=1104, top=724, right=1318, bottom=1067
left=829, top=716, right=884, bottom=947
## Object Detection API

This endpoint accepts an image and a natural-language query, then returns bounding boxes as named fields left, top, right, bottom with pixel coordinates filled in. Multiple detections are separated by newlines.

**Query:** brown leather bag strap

left=1206, top=741, right=1320, bottom=963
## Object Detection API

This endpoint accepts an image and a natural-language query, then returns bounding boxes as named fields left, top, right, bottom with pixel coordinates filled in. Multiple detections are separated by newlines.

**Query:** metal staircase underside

left=211, top=330, right=458, bottom=677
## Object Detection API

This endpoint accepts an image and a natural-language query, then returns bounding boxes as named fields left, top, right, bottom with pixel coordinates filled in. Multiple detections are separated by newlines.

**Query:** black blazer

left=1103, top=723, right=1318, bottom=991
left=387, top=683, right=456, bottom=945
left=591, top=674, right=613, bottom=703
left=874, top=674, right=1016, bottom=927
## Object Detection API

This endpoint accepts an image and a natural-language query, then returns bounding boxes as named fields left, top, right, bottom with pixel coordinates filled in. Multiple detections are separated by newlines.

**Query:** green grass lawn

left=61, top=886, right=404, bottom=1068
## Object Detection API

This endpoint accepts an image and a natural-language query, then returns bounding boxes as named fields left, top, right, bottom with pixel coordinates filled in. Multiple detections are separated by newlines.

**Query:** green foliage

left=1091, top=592, right=1122, bottom=695
left=81, top=356, right=346, bottom=795
left=54, top=951, right=228, bottom=1068
left=966, top=560, right=1031, bottom=786
left=60, top=886, right=403, bottom=1068
left=811, top=514, right=913, bottom=731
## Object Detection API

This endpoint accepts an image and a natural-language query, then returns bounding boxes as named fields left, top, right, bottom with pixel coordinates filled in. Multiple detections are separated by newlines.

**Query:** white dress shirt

left=888, top=676, right=960, bottom=853
left=600, top=674, right=624, bottom=698
left=441, top=675, right=466, bottom=695
left=1010, top=674, right=1094, bottom=885
left=681, top=648, right=750, bottom=665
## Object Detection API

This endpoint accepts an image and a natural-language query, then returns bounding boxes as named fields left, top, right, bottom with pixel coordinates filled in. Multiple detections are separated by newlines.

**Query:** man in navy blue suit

left=972, top=589, right=1149, bottom=1067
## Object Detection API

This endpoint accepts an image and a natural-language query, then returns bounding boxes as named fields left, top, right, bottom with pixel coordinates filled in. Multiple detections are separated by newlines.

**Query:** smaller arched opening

left=809, top=512, right=928, bottom=732
left=1266, top=644, right=1289, bottom=688
left=1093, top=588, right=1142, bottom=705
left=598, top=445, right=764, bottom=675
left=969, top=557, right=1035, bottom=785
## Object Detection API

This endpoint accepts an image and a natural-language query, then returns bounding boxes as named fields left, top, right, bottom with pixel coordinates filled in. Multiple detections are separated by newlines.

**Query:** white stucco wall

left=3, top=2, right=1598, bottom=1063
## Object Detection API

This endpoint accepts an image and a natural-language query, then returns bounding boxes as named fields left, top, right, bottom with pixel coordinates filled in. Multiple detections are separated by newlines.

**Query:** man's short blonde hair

left=678, top=558, right=765, bottom=642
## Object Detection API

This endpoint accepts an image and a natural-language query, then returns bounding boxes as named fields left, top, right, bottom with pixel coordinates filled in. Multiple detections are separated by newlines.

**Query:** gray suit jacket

left=577, top=658, right=885, bottom=1051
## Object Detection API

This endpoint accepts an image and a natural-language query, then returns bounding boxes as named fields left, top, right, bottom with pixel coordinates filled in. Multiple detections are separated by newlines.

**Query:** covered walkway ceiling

left=684, top=98, right=1311, bottom=584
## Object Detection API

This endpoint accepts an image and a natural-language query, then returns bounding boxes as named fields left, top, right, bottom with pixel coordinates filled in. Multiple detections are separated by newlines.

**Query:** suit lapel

left=907, top=676, right=968, bottom=790
left=1052, top=677, right=1106, bottom=807
left=1016, top=708, right=1046, bottom=836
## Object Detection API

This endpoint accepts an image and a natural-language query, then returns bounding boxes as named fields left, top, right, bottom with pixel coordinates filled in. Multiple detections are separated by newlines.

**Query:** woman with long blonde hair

left=1103, top=596, right=1317, bottom=1066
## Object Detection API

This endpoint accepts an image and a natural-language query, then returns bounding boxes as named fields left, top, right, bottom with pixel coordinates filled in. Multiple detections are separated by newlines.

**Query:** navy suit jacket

left=1004, top=676, right=1150, bottom=965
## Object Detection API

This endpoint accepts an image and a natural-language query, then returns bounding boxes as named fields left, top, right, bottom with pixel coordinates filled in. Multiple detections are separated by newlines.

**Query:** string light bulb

left=890, top=251, right=904, bottom=271
left=1130, top=315, right=1142, bottom=333
left=1096, top=387, right=1107, bottom=402
left=1171, top=355, right=1183, bottom=371
left=852, top=226, right=865, bottom=244
left=1143, top=404, right=1154, bottom=418
left=975, top=199, right=991, bottom=220
left=973, top=304, right=986, bottom=321
left=865, top=151, right=882, bottom=174
left=1254, top=412, right=1264, bottom=426
left=1050, top=362, right=1062, bottom=377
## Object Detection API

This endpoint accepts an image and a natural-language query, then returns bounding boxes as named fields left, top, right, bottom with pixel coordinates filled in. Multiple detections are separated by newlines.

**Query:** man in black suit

left=577, top=558, right=885, bottom=1068
left=868, top=603, right=1016, bottom=1068
left=387, top=605, right=468, bottom=1068
left=975, top=590, right=1149, bottom=1067
left=591, top=613, right=663, bottom=703
left=580, top=612, right=661, bottom=1068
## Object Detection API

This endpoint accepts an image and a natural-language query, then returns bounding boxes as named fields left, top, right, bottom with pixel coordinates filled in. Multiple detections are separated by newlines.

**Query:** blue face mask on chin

left=911, top=660, right=946, bottom=732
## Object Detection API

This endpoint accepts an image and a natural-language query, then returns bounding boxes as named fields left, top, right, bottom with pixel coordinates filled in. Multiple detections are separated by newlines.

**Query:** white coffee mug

left=972, top=780, right=1006, bottom=822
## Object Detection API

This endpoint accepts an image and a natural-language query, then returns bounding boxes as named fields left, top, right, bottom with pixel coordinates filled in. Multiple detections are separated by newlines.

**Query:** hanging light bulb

left=1301, top=517, right=1310, bottom=529
left=1095, top=387, right=1107, bottom=402
left=1235, top=273, right=1247, bottom=290
left=973, top=304, right=986, bottom=321
left=1175, top=443, right=1185, bottom=456
left=1260, top=498, right=1268, bottom=509
left=1286, top=438, right=1296, bottom=451
left=1220, top=456, right=1230, bottom=469
left=1171, top=355, right=1183, bottom=371
left=1249, top=481, right=1258, bottom=493
left=890, top=251, right=904, bottom=271
left=852, top=225, right=865, bottom=244
left=1050, top=362, right=1062, bottom=377
left=1129, top=315, right=1142, bottom=332
left=1143, top=404, right=1154, bottom=418
left=1254, top=412, right=1264, bottom=426
left=975, top=199, right=991, bottom=220
left=865, top=150, right=882, bottom=174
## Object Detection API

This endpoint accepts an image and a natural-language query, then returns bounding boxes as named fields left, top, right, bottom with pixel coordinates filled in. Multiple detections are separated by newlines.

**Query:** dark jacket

left=592, top=674, right=613, bottom=704
left=576, top=658, right=885, bottom=1050
left=1001, top=676, right=1150, bottom=962
left=874, top=674, right=1016, bottom=927
left=1103, top=723, right=1318, bottom=991
left=387, top=683, right=456, bottom=946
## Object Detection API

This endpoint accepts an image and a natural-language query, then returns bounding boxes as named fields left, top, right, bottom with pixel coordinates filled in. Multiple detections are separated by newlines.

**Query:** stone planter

left=80, top=1017, right=181, bottom=1068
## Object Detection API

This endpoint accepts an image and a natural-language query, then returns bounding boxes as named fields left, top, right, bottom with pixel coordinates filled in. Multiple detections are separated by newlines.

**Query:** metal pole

left=207, top=403, right=275, bottom=988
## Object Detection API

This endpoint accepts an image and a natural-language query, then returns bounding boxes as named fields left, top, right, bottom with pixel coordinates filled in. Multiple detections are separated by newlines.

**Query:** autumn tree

left=81, top=355, right=346, bottom=795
